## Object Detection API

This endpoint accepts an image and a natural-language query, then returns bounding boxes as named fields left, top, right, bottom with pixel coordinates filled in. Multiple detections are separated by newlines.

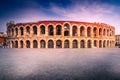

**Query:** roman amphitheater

left=6, top=21, right=115, bottom=48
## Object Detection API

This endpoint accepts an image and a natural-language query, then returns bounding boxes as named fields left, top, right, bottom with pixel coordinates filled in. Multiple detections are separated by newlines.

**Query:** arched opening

left=12, top=29, right=14, bottom=36
left=99, top=28, right=102, bottom=36
left=33, top=26, right=37, bottom=35
left=40, top=40, right=46, bottom=48
left=64, top=23, right=70, bottom=36
left=40, top=25, right=45, bottom=34
left=15, top=28, right=18, bottom=36
left=80, top=26, right=85, bottom=36
left=99, top=40, right=102, bottom=48
left=12, top=41, right=14, bottom=48
left=56, top=40, right=62, bottom=48
left=64, top=40, right=69, bottom=48
left=33, top=40, right=38, bottom=48
left=107, top=29, right=109, bottom=36
left=93, top=27, right=97, bottom=37
left=72, top=40, right=78, bottom=48
left=80, top=40, right=85, bottom=48
left=72, top=26, right=77, bottom=36
left=48, top=40, right=54, bottom=48
left=103, top=40, right=106, bottom=48
left=103, top=29, right=106, bottom=36
left=94, top=40, right=97, bottom=47
left=56, top=25, right=62, bottom=35
left=15, top=41, right=18, bottom=48
left=26, top=40, right=30, bottom=48
left=87, top=40, right=91, bottom=48
left=48, top=25, right=54, bottom=36
left=26, top=26, right=30, bottom=34
left=20, top=40, right=24, bottom=48
left=87, top=27, right=91, bottom=37
left=107, top=40, right=109, bottom=48
left=20, top=27, right=24, bottom=35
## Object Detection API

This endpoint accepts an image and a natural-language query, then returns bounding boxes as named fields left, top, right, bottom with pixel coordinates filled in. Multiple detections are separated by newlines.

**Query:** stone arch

left=80, top=40, right=85, bottom=48
left=40, top=40, right=46, bottom=48
left=99, top=28, right=102, bottom=36
left=20, top=27, right=24, bottom=35
left=26, top=40, right=30, bottom=48
left=94, top=40, right=97, bottom=47
left=48, top=25, right=54, bottom=36
left=64, top=23, right=70, bottom=36
left=26, top=26, right=30, bottom=34
left=40, top=25, right=45, bottom=34
left=72, top=26, right=78, bottom=36
left=15, top=28, right=18, bottom=36
left=80, top=26, right=85, bottom=36
left=64, top=40, right=69, bottom=48
left=56, top=25, right=62, bottom=35
left=33, top=26, right=37, bottom=35
left=93, top=27, right=97, bottom=37
left=87, top=27, right=91, bottom=37
left=20, top=40, right=24, bottom=48
left=33, top=40, right=38, bottom=48
left=72, top=39, right=78, bottom=48
left=99, top=40, right=102, bottom=48
left=15, top=40, right=18, bottom=48
left=87, top=40, right=91, bottom=48
left=103, top=40, right=106, bottom=48
left=56, top=40, right=62, bottom=48
left=48, top=40, right=54, bottom=48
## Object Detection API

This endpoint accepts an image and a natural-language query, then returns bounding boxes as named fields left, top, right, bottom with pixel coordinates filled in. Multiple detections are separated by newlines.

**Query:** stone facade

left=115, top=35, right=120, bottom=47
left=6, top=21, right=115, bottom=48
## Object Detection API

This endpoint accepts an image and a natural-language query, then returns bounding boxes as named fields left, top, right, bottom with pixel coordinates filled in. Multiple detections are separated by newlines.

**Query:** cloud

left=3, top=1, right=120, bottom=34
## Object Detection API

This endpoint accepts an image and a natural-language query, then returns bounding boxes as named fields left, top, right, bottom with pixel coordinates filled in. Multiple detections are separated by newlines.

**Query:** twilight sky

left=0, top=0, right=120, bottom=34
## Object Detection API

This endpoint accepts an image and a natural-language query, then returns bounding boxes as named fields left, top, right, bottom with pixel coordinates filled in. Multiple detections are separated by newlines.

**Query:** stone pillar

left=37, top=40, right=40, bottom=48
left=37, top=27, right=40, bottom=36
left=85, top=40, right=87, bottom=48
left=62, top=25, right=64, bottom=37
left=54, top=40, right=56, bottom=48
left=54, top=26, right=56, bottom=37
left=30, top=40, right=33, bottom=48
left=46, top=40, right=48, bottom=48
left=78, top=27, right=80, bottom=36
left=84, top=27, right=87, bottom=37
left=70, top=26, right=72, bottom=36
left=45, top=26, right=48, bottom=36
left=62, top=40, right=64, bottom=48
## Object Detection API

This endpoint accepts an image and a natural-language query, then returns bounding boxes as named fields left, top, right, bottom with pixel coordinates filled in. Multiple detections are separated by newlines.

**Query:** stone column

left=84, top=27, right=87, bottom=37
left=54, top=40, right=56, bottom=48
left=37, top=27, right=40, bottom=37
left=85, top=40, right=87, bottom=48
left=45, top=26, right=48, bottom=36
left=46, top=40, right=48, bottom=48
left=70, top=26, right=72, bottom=36
left=54, top=26, right=56, bottom=37
left=78, top=27, right=80, bottom=36
left=62, top=40, right=64, bottom=48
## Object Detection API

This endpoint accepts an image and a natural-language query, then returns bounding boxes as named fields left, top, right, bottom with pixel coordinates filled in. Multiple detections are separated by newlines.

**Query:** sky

left=0, top=0, right=120, bottom=34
